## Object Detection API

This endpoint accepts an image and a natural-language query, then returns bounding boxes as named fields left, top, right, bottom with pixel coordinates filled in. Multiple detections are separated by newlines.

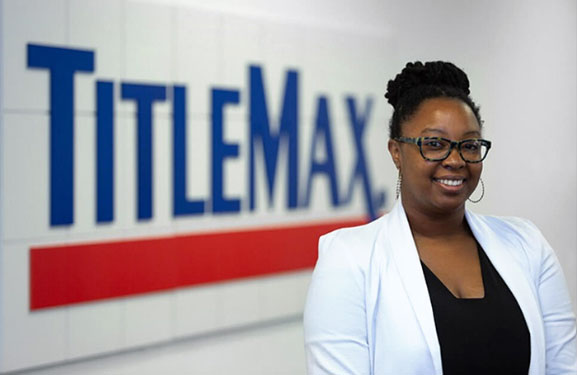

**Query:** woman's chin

left=431, top=195, right=468, bottom=214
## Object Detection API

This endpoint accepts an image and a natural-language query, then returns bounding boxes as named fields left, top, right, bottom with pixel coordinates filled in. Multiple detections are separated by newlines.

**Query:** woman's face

left=388, top=97, right=483, bottom=216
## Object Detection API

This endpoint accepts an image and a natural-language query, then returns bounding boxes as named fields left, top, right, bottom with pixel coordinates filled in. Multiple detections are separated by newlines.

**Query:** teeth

left=437, top=179, right=463, bottom=186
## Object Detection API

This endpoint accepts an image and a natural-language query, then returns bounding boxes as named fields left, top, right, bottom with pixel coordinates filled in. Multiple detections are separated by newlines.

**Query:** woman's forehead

left=403, top=98, right=481, bottom=135
left=419, top=127, right=481, bottom=137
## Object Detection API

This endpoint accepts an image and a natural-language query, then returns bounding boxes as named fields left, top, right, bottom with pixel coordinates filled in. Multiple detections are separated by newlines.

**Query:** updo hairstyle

left=385, top=61, right=482, bottom=139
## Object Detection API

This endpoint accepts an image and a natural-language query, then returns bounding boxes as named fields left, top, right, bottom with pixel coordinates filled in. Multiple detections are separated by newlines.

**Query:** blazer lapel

left=465, top=210, right=545, bottom=375
left=384, top=202, right=443, bottom=375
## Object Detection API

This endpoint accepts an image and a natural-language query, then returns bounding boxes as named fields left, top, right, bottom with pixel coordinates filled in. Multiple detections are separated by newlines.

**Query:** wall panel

left=0, top=0, right=574, bottom=373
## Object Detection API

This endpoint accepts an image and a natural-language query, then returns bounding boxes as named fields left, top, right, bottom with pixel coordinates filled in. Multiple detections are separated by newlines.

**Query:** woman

left=303, top=61, right=577, bottom=374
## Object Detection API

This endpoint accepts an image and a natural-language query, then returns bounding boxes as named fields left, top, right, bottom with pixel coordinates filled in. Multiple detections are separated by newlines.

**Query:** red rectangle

left=30, top=218, right=365, bottom=310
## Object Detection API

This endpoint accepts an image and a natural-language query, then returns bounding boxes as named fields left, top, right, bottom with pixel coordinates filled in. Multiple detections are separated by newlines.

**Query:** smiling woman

left=391, top=97, right=484, bottom=216
left=303, top=61, right=577, bottom=375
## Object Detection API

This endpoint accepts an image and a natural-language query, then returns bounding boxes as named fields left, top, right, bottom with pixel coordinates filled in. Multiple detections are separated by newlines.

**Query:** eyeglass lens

left=421, top=139, right=488, bottom=162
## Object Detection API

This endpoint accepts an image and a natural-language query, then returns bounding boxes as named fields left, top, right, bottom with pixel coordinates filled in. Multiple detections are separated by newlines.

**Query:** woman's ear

left=388, top=139, right=401, bottom=170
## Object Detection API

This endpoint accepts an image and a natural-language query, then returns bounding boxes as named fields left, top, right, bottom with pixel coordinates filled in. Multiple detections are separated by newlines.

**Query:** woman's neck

left=402, top=201, right=469, bottom=239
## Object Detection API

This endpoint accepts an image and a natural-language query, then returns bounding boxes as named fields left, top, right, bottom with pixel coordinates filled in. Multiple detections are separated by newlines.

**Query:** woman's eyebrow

left=420, top=128, right=446, bottom=135
left=463, top=130, right=481, bottom=136
left=419, top=128, right=481, bottom=137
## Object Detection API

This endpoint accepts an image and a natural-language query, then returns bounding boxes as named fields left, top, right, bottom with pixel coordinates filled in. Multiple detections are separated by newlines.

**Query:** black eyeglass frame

left=394, top=136, right=492, bottom=163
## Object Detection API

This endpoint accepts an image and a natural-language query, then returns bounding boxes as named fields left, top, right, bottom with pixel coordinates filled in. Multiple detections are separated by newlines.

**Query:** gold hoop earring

left=468, top=177, right=484, bottom=203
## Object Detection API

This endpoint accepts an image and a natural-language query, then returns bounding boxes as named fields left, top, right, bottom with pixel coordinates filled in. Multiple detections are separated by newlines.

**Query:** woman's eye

left=423, top=140, right=443, bottom=149
left=463, top=142, right=480, bottom=151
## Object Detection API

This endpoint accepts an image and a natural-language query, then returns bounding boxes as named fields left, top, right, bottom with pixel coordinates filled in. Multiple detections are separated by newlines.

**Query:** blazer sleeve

left=526, top=221, right=577, bottom=374
left=303, top=231, right=371, bottom=375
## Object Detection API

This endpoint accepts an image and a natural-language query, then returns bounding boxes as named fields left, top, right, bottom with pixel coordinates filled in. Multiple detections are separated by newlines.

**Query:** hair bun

left=385, top=61, right=471, bottom=108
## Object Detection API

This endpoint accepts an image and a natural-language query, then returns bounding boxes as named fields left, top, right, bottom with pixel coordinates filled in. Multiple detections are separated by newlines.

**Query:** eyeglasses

left=394, top=136, right=492, bottom=163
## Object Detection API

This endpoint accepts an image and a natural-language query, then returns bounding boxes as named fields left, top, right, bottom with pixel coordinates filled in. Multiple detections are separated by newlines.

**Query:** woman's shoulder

left=468, top=211, right=552, bottom=263
left=469, top=211, right=543, bottom=242
left=316, top=214, right=388, bottom=273
left=320, top=215, right=385, bottom=247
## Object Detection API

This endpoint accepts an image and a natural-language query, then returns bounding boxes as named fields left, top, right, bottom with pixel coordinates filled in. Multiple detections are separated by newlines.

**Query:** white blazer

left=304, top=202, right=577, bottom=375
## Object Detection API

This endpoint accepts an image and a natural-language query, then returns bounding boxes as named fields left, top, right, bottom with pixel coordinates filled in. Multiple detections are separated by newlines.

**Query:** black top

left=421, top=245, right=531, bottom=375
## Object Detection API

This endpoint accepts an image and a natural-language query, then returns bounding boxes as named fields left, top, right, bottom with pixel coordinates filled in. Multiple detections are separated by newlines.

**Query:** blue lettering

left=27, top=44, right=95, bottom=226
left=249, top=66, right=299, bottom=210
left=120, top=83, right=167, bottom=221
left=96, top=81, right=114, bottom=223
left=27, top=43, right=382, bottom=224
left=343, top=97, right=380, bottom=220
left=173, top=85, right=205, bottom=216
left=211, top=88, right=241, bottom=213
left=303, top=96, right=339, bottom=207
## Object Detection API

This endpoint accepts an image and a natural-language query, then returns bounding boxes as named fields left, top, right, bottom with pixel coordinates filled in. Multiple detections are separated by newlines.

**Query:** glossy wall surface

left=0, top=0, right=575, bottom=372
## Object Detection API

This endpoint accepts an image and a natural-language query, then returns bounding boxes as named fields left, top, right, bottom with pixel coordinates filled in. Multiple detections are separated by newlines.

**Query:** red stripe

left=30, top=218, right=365, bottom=310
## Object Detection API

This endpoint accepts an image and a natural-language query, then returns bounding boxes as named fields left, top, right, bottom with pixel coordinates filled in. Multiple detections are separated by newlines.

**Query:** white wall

left=381, top=0, right=577, bottom=306
left=0, top=0, right=391, bottom=372
left=1, top=0, right=575, bottom=373
left=164, top=0, right=577, bottom=313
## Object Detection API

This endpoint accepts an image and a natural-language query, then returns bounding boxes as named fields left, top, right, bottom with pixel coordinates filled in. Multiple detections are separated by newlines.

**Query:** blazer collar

left=382, top=202, right=545, bottom=375
left=465, top=210, right=545, bottom=375
left=383, top=202, right=443, bottom=375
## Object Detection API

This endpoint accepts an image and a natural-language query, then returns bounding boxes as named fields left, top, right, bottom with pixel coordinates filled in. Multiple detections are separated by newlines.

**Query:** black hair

left=385, top=61, right=482, bottom=139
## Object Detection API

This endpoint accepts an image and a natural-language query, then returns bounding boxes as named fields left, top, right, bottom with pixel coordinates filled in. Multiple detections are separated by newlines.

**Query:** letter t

left=27, top=44, right=95, bottom=226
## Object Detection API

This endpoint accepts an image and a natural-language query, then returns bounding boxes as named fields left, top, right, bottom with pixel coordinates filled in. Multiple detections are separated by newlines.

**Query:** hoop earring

left=396, top=171, right=402, bottom=200
left=468, top=177, right=484, bottom=203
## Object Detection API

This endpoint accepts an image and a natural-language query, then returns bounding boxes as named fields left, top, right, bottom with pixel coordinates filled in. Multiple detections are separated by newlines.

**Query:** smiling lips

left=434, top=178, right=465, bottom=187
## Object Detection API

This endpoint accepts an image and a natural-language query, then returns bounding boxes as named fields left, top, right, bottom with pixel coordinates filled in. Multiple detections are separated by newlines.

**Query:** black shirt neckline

left=420, top=244, right=531, bottom=375
left=420, top=245, right=486, bottom=301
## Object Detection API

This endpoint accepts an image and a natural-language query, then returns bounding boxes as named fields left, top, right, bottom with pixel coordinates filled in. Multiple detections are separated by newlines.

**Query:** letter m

left=249, top=66, right=299, bottom=210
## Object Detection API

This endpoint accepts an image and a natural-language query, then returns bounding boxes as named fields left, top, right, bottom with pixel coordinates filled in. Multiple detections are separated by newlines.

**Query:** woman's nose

left=442, top=147, right=466, bottom=168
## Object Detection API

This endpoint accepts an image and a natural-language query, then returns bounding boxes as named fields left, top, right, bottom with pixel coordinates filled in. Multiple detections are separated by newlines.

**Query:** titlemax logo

left=27, top=43, right=386, bottom=227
